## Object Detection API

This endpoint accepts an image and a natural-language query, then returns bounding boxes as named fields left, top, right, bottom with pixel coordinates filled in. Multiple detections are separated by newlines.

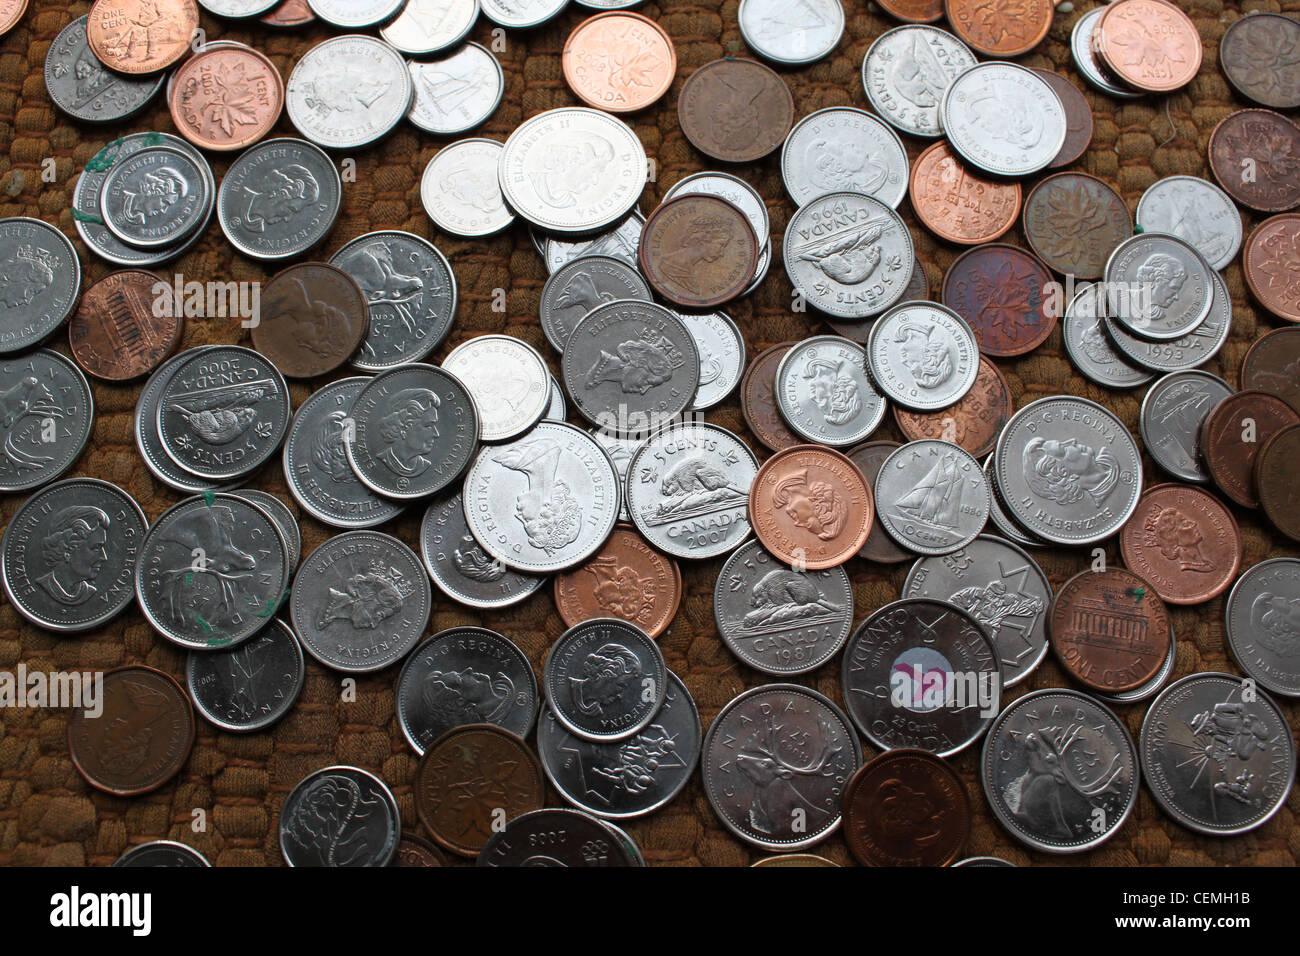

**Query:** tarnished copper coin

left=68, top=270, right=182, bottom=381
left=1220, top=12, right=1300, bottom=110
left=893, top=355, right=1012, bottom=459
left=843, top=750, right=970, bottom=867
left=1031, top=69, right=1093, bottom=169
left=168, top=45, right=284, bottom=152
left=1242, top=327, right=1300, bottom=414
left=944, top=0, right=1052, bottom=57
left=677, top=58, right=794, bottom=163
left=1022, top=172, right=1131, bottom=279
left=562, top=12, right=676, bottom=113
left=553, top=525, right=681, bottom=639
left=1050, top=568, right=1172, bottom=693
left=392, top=834, right=447, bottom=867
left=878, top=0, right=943, bottom=23
left=250, top=262, right=369, bottom=378
left=1243, top=213, right=1300, bottom=323
left=749, top=444, right=873, bottom=570
left=413, top=724, right=545, bottom=857
left=845, top=440, right=912, bottom=564
left=87, top=0, right=199, bottom=74
left=909, top=142, right=1021, bottom=246
left=942, top=243, right=1056, bottom=357
left=1209, top=110, right=1300, bottom=213
left=1200, top=390, right=1300, bottom=508
left=1119, top=483, right=1242, bottom=605
left=638, top=195, right=758, bottom=309
left=0, top=0, right=26, bottom=37
left=260, top=0, right=314, bottom=25
left=1095, top=0, right=1201, bottom=93
left=826, top=256, right=929, bottom=343
left=740, top=342, right=802, bottom=453
left=68, top=665, right=195, bottom=796
left=1257, top=423, right=1300, bottom=542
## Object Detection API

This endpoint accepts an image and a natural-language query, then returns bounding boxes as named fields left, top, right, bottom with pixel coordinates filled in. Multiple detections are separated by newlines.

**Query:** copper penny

left=944, top=0, right=1053, bottom=57
left=677, top=58, right=794, bottom=163
left=0, top=0, right=26, bottom=36
left=553, top=525, right=681, bottom=639
left=1049, top=568, right=1172, bottom=693
left=1119, top=483, right=1242, bottom=605
left=1220, top=13, right=1300, bottom=110
left=740, top=342, right=802, bottom=453
left=67, top=665, right=195, bottom=796
left=1031, top=69, right=1094, bottom=169
left=392, top=834, right=447, bottom=867
left=941, top=243, right=1056, bottom=357
left=413, top=724, right=545, bottom=858
left=638, top=195, right=758, bottom=309
left=842, top=750, right=970, bottom=867
left=1256, top=423, right=1300, bottom=542
left=1094, top=0, right=1201, bottom=93
left=68, top=269, right=182, bottom=381
left=1241, top=327, right=1300, bottom=414
left=826, top=255, right=929, bottom=343
left=562, top=12, right=676, bottom=113
left=1243, top=213, right=1300, bottom=323
left=844, top=440, right=912, bottom=563
left=893, top=355, right=1012, bottom=459
left=87, top=0, right=199, bottom=75
left=260, top=0, right=314, bottom=26
left=877, top=0, right=943, bottom=23
left=1200, top=390, right=1300, bottom=508
left=1022, top=172, right=1131, bottom=280
left=250, top=262, right=369, bottom=378
left=1209, top=109, right=1300, bottom=213
left=168, top=46, right=284, bottom=152
left=748, top=444, right=873, bottom=570
left=909, top=142, right=1021, bottom=246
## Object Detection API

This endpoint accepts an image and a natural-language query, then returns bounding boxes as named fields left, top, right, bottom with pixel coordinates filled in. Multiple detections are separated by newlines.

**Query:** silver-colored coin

left=285, top=35, right=414, bottom=149
left=589, top=427, right=643, bottom=522
left=1140, top=672, right=1296, bottom=836
left=1096, top=622, right=1177, bottom=705
left=396, top=625, right=539, bottom=753
left=738, top=0, right=843, bottom=65
left=420, top=139, right=515, bottom=238
left=780, top=107, right=908, bottom=209
left=901, top=534, right=1051, bottom=687
left=993, top=396, right=1143, bottom=546
left=983, top=457, right=1045, bottom=549
left=866, top=301, right=979, bottom=411
left=1, top=478, right=146, bottom=632
left=1139, top=370, right=1233, bottom=484
left=875, top=439, right=989, bottom=555
left=499, top=107, right=647, bottom=234
left=44, top=16, right=164, bottom=123
left=463, top=420, right=619, bottom=573
left=1225, top=558, right=1300, bottom=698
left=306, top=0, right=405, bottom=27
left=1135, top=176, right=1242, bottom=272
left=543, top=617, right=666, bottom=742
left=1062, top=282, right=1154, bottom=389
left=982, top=688, right=1138, bottom=853
left=114, top=841, right=211, bottom=867
left=538, top=255, right=651, bottom=353
left=538, top=669, right=699, bottom=819
left=952, top=856, right=1014, bottom=867
left=477, top=807, right=638, bottom=866
left=678, top=310, right=745, bottom=411
left=186, top=618, right=305, bottom=732
left=575, top=0, right=643, bottom=7
left=218, top=137, right=341, bottom=261
left=862, top=25, right=977, bottom=139
left=714, top=539, right=853, bottom=675
left=1104, top=267, right=1232, bottom=373
left=744, top=240, right=773, bottom=298
left=136, top=348, right=226, bottom=494
left=703, top=683, right=862, bottom=851
left=841, top=597, right=1001, bottom=756
left=198, top=0, right=281, bottom=15
left=442, top=334, right=549, bottom=442
left=99, top=146, right=209, bottom=249
left=545, top=209, right=645, bottom=273
left=545, top=374, right=566, bottom=420
left=1104, top=233, right=1214, bottom=341
left=0, top=218, right=81, bottom=354
left=0, top=349, right=93, bottom=492
left=775, top=335, right=886, bottom=446
left=280, top=766, right=400, bottom=866
left=228, top=489, right=300, bottom=572
left=625, top=422, right=757, bottom=561
left=135, top=492, right=291, bottom=651
left=479, top=0, right=567, bottom=28
left=1070, top=7, right=1143, bottom=100
left=406, top=43, right=505, bottom=134
left=329, top=231, right=457, bottom=371
left=662, top=171, right=770, bottom=257
left=382, top=0, right=479, bottom=55
left=939, top=62, right=1066, bottom=177
left=784, top=191, right=913, bottom=320
left=345, top=363, right=479, bottom=500
left=419, top=491, right=546, bottom=608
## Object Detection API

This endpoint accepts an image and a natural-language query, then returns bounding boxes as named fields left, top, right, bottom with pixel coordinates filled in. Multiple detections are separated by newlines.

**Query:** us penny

left=1022, top=173, right=1131, bottom=279
left=942, top=244, right=1056, bottom=357
left=87, top=0, right=199, bottom=74
left=68, top=270, right=182, bottom=381
left=1241, top=327, right=1300, bottom=414
left=250, top=262, right=368, bottom=378
left=1209, top=110, right=1300, bottom=213
left=909, top=142, right=1021, bottom=246
left=1243, top=213, right=1300, bottom=323
left=1049, top=568, right=1172, bottom=693
left=877, top=0, right=942, bottom=23
left=554, top=525, right=681, bottom=639
left=1220, top=13, right=1300, bottom=110
left=944, top=0, right=1052, bottom=57
left=168, top=46, right=284, bottom=151
left=1095, top=0, right=1201, bottom=93
left=740, top=342, right=802, bottom=453
left=893, top=355, right=1012, bottom=459
left=1119, top=483, right=1242, bottom=605
left=844, top=441, right=911, bottom=563
left=843, top=750, right=969, bottom=867
left=639, top=195, right=758, bottom=309
left=1031, top=69, right=1093, bottom=169
left=677, top=58, right=794, bottom=163
left=562, top=12, right=675, bottom=113
left=1200, top=391, right=1300, bottom=508
left=1257, top=424, right=1300, bottom=542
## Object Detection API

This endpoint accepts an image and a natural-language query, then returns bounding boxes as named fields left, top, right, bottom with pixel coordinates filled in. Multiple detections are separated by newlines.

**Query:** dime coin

left=252, top=263, right=368, bottom=378
left=1050, top=568, right=1171, bottom=692
left=477, top=808, right=639, bottom=866
left=589, top=428, right=642, bottom=521
left=261, top=0, right=315, bottom=24
left=843, top=750, right=969, bottom=866
left=1104, top=233, right=1213, bottom=341
left=544, top=210, right=645, bottom=273
left=875, top=440, right=989, bottom=556
left=538, top=255, right=651, bottom=353
left=555, top=525, right=680, bottom=638
left=382, top=0, right=477, bottom=55
left=307, top=0, right=404, bottom=28
left=68, top=270, right=181, bottom=381
left=677, top=58, right=793, bottom=163
left=543, top=618, right=667, bottom=741
left=114, top=842, right=210, bottom=867
left=1095, top=0, right=1201, bottom=93
left=739, top=0, right=843, bottom=65
left=228, top=489, right=300, bottom=572
left=908, top=142, right=1021, bottom=245
left=1225, top=557, right=1300, bottom=696
left=775, top=336, right=886, bottom=447
left=1120, top=483, right=1241, bottom=605
left=442, top=334, right=549, bottom=443
left=1022, top=173, right=1130, bottom=279
left=280, top=766, right=400, bottom=866
left=861, top=26, right=976, bottom=139
left=0, top=217, right=81, bottom=353
left=781, top=107, right=907, bottom=210
left=1257, top=424, right=1300, bottom=542
left=740, top=342, right=801, bottom=452
left=218, top=137, right=341, bottom=261
left=1031, top=69, right=1092, bottom=169
left=99, top=146, right=209, bottom=249
left=420, top=139, right=515, bottom=238
left=639, top=195, right=757, bottom=309
left=845, top=441, right=911, bottom=562
left=866, top=301, right=979, bottom=411
left=1200, top=390, right=1300, bottom=508
left=1208, top=109, right=1300, bottom=213
left=44, top=16, right=164, bottom=123
left=562, top=11, right=675, bottom=112
left=1243, top=213, right=1300, bottom=323
left=942, top=243, right=1056, bottom=357
left=1103, top=267, right=1232, bottom=373
left=419, top=491, right=545, bottom=609
left=894, top=355, right=1012, bottom=459
left=1220, top=12, right=1300, bottom=110
left=186, top=618, right=304, bottom=732
left=479, top=0, right=565, bottom=27
left=87, top=0, right=198, bottom=74
left=1063, top=283, right=1154, bottom=390
left=286, top=36, right=413, bottom=149
left=939, top=61, right=1065, bottom=177
left=0, top=349, right=93, bottom=492
left=392, top=833, right=447, bottom=866
left=679, top=310, right=745, bottom=411
left=1241, top=327, right=1300, bottom=414
left=1135, top=176, right=1242, bottom=272
left=407, top=43, right=505, bottom=134
left=1070, top=5, right=1143, bottom=100
left=135, top=348, right=225, bottom=493
left=169, top=46, right=283, bottom=151
left=944, top=0, right=1052, bottom=57
left=1139, top=370, right=1233, bottom=484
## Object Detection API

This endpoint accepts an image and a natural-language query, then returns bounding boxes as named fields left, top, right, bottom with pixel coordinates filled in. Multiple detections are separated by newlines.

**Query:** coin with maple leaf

left=1244, top=213, right=1300, bottom=323
left=562, top=11, right=676, bottom=113
left=1095, top=0, right=1201, bottom=93
left=942, top=244, right=1056, bottom=357
left=1023, top=172, right=1131, bottom=279
left=1209, top=109, right=1300, bottom=213
left=169, top=46, right=284, bottom=151
left=1219, top=12, right=1300, bottom=110
left=943, top=0, right=1053, bottom=57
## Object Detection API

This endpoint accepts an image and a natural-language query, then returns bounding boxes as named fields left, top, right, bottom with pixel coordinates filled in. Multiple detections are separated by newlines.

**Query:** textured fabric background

left=0, top=0, right=1296, bottom=867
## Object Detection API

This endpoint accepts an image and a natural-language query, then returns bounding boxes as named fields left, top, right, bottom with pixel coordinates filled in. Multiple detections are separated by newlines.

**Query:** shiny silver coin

left=307, top=0, right=405, bottom=27
left=1062, top=282, right=1154, bottom=389
left=862, top=25, right=976, bottom=139
left=228, top=489, right=300, bottom=572
left=1103, top=268, right=1232, bottom=373
left=114, top=841, right=211, bottom=867
left=1104, top=233, right=1214, bottom=341
left=1140, top=672, right=1296, bottom=836
left=1139, top=370, right=1233, bottom=484
left=538, top=254, right=651, bottom=353
left=420, top=139, right=515, bottom=238
left=1135, top=176, right=1242, bottom=272
left=479, top=0, right=567, bottom=27
left=744, top=239, right=773, bottom=298
left=45, top=16, right=164, bottom=123
left=136, top=348, right=226, bottom=494
left=1225, top=558, right=1300, bottom=698
left=406, top=43, right=505, bottom=134
left=983, top=457, right=1046, bottom=549
left=543, top=617, right=666, bottom=742
left=99, top=146, right=210, bottom=249
left=780, top=107, right=908, bottom=209
left=662, top=171, right=770, bottom=258
left=952, top=856, right=1014, bottom=867
left=982, top=688, right=1138, bottom=853
left=589, top=427, right=643, bottom=522
left=383, top=0, right=479, bottom=55
left=679, top=309, right=745, bottom=411
left=545, top=374, right=567, bottom=420
left=186, top=618, right=305, bottom=732
left=714, top=539, right=853, bottom=675
left=703, top=683, right=862, bottom=851
left=218, top=137, right=341, bottom=261
left=1070, top=7, right=1142, bottom=100
left=442, top=334, right=550, bottom=442
left=939, top=62, right=1066, bottom=177
left=544, top=209, right=645, bottom=273
left=1, top=478, right=146, bottom=632
left=419, top=491, right=546, bottom=608
left=738, top=0, right=843, bottom=65
left=198, top=0, right=280, bottom=15
left=286, top=35, right=413, bottom=149
left=280, top=766, right=401, bottom=866
left=0, top=349, right=93, bottom=492
left=775, top=335, right=886, bottom=447
left=0, top=218, right=81, bottom=354
left=866, top=301, right=979, bottom=411
left=1096, top=623, right=1177, bottom=705
left=477, top=808, right=639, bottom=866
left=875, top=440, right=989, bottom=556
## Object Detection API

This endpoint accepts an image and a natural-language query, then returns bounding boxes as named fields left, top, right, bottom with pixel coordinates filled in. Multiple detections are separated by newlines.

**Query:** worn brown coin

left=1241, top=327, right=1300, bottom=414
left=1022, top=172, right=1131, bottom=279
left=942, top=244, right=1056, bottom=357
left=893, top=355, right=1012, bottom=459
left=842, top=750, right=970, bottom=867
left=413, top=724, right=545, bottom=858
left=67, top=665, right=195, bottom=796
left=1220, top=13, right=1300, bottom=110
left=1200, top=390, right=1300, bottom=508
left=87, top=0, right=199, bottom=74
left=1119, top=483, right=1242, bottom=605
left=392, top=834, right=447, bottom=867
left=826, top=256, right=929, bottom=343
left=909, top=142, right=1021, bottom=246
left=250, top=262, right=369, bottom=378
left=68, top=270, right=182, bottom=381
left=638, top=195, right=758, bottom=309
left=677, top=58, right=793, bottom=163
left=1049, top=568, right=1172, bottom=693
left=944, top=0, right=1053, bottom=57
left=845, top=440, right=912, bottom=564
left=878, top=0, right=942, bottom=21
left=1257, top=423, right=1300, bottom=542
left=1031, top=69, right=1093, bottom=169
left=169, top=46, right=284, bottom=152
left=260, top=0, right=314, bottom=25
left=740, top=342, right=802, bottom=453
left=1209, top=110, right=1300, bottom=213
left=553, top=525, right=681, bottom=639
left=1243, top=213, right=1300, bottom=323
left=1094, top=0, right=1201, bottom=93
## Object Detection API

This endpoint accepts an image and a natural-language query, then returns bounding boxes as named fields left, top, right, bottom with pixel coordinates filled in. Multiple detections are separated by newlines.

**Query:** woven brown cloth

left=0, top=0, right=1296, bottom=868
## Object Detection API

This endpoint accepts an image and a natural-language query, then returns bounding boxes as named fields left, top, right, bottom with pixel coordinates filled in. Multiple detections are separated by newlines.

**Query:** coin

left=1200, top=390, right=1300, bottom=508
left=861, top=26, right=976, bottom=139
left=218, top=138, right=341, bottom=261
left=67, top=270, right=181, bottom=381
left=392, top=834, right=446, bottom=866
left=538, top=256, right=650, bottom=353
left=306, top=0, right=403, bottom=27
left=1220, top=12, right=1300, bottom=109
left=1135, top=176, right=1242, bottom=272
left=738, top=0, right=843, bottom=64
left=0, top=0, right=23, bottom=36
left=1241, top=327, right=1300, bottom=414
left=1096, top=621, right=1177, bottom=705
left=984, top=456, right=1046, bottom=550
left=876, top=0, right=941, bottom=22
left=480, top=0, right=565, bottom=26
left=679, top=310, right=745, bottom=411
left=1022, top=173, right=1130, bottom=280
left=419, top=491, right=544, bottom=609
left=562, top=11, right=674, bottom=112
left=280, top=766, right=400, bottom=866
left=894, top=356, right=1011, bottom=459
left=740, top=342, right=802, bottom=452
left=780, top=107, right=907, bottom=209
left=87, top=0, right=198, bottom=74
left=44, top=16, right=164, bottom=123
left=0, top=218, right=81, bottom=354
left=419, top=139, right=514, bottom=238
left=908, top=142, right=1021, bottom=245
left=382, top=0, right=477, bottom=55
left=639, top=195, right=757, bottom=309
left=825, top=255, right=930, bottom=343
left=942, top=243, right=1056, bottom=357
left=1050, top=568, right=1171, bottom=693
left=775, top=336, right=886, bottom=447
left=1139, top=370, right=1233, bottom=484
left=99, top=146, right=209, bottom=250
left=751, top=854, right=838, bottom=866
left=1095, top=0, right=1201, bottom=93
left=543, top=618, right=666, bottom=741
left=1104, top=234, right=1213, bottom=341
left=940, top=63, right=1065, bottom=177
left=286, top=36, right=412, bottom=149
left=844, top=441, right=911, bottom=563
left=1208, top=109, right=1300, bottom=213
left=1070, top=6, right=1143, bottom=100
left=1257, top=424, right=1300, bottom=542
left=1120, top=483, right=1242, bottom=606
left=875, top=440, right=989, bottom=556
left=1103, top=267, right=1232, bottom=373
left=866, top=301, right=979, bottom=411
left=588, top=428, right=641, bottom=522
left=442, top=335, right=549, bottom=443
left=677, top=58, right=793, bottom=163
left=662, top=171, right=770, bottom=257
left=1244, top=213, right=1300, bottom=323
left=228, top=489, right=299, bottom=572
left=407, top=43, right=505, bottom=134
left=1031, top=69, right=1092, bottom=169
left=944, top=0, right=1051, bottom=57
left=186, top=618, right=304, bottom=732
left=260, top=0, right=314, bottom=23
left=0, top=349, right=93, bottom=492
left=251, top=263, right=368, bottom=378
left=843, top=750, right=969, bottom=866
left=198, top=0, right=279, bottom=14
left=1062, top=283, right=1153, bottom=390
left=114, top=842, right=210, bottom=867
left=168, top=45, right=283, bottom=151
left=544, top=210, right=645, bottom=273
left=477, top=808, right=639, bottom=866
left=134, top=349, right=220, bottom=493
left=1225, top=557, right=1300, bottom=697
left=555, top=525, right=680, bottom=638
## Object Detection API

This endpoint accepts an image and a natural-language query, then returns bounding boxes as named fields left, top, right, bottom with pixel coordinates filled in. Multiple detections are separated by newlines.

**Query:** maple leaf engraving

left=609, top=45, right=661, bottom=89
left=973, top=262, right=1037, bottom=333
left=972, top=0, right=1034, bottom=43
left=204, top=63, right=260, bottom=138
left=1257, top=228, right=1300, bottom=308
left=1237, top=26, right=1300, bottom=100
left=1040, top=185, right=1112, bottom=267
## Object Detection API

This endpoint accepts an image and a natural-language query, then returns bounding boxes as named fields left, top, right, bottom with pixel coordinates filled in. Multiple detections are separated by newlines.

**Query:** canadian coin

left=1032, top=68, right=1092, bottom=169
left=893, top=355, right=1012, bottom=459
left=1103, top=268, right=1232, bottom=373
left=845, top=441, right=912, bottom=563
left=0, top=349, right=93, bottom=492
left=543, top=618, right=667, bottom=742
left=875, top=440, right=988, bottom=556
left=775, top=336, right=886, bottom=447
left=678, top=309, right=745, bottom=411
left=1135, top=176, right=1242, bottom=272
left=939, top=62, right=1066, bottom=177
left=1095, top=0, right=1201, bottom=94
left=382, top=0, right=478, bottom=55
left=1241, top=327, right=1300, bottom=415
left=1070, top=6, right=1142, bottom=99
left=1139, top=370, right=1233, bottom=484
left=442, top=334, right=550, bottom=442
left=1220, top=12, right=1300, bottom=110
left=419, top=491, right=545, bottom=609
left=1120, top=483, right=1241, bottom=606
left=545, top=375, right=566, bottom=420
left=662, top=171, right=770, bottom=246
left=186, top=618, right=305, bottom=732
left=1244, top=213, right=1300, bottom=323
left=984, top=457, right=1045, bottom=549
left=544, top=209, right=644, bottom=273
left=228, top=489, right=300, bottom=572
left=87, top=0, right=198, bottom=74
left=1104, top=233, right=1213, bottom=341
left=1208, top=108, right=1300, bottom=213
left=479, top=0, right=566, bottom=27
left=1022, top=173, right=1130, bottom=280
left=218, top=137, right=341, bottom=261
left=589, top=427, right=643, bottom=522
left=861, top=25, right=977, bottom=139
left=638, top=195, right=757, bottom=309
left=280, top=766, right=400, bottom=866
left=941, top=243, right=1056, bottom=357
left=1258, top=423, right=1300, bottom=541
left=844, top=750, right=969, bottom=866
left=738, top=0, right=843, bottom=65
left=538, top=255, right=651, bottom=353
left=44, top=16, right=164, bottom=123
left=554, top=525, right=680, bottom=637
left=477, top=808, right=638, bottom=866
left=407, top=44, right=505, bottom=134
left=99, top=146, right=209, bottom=249
left=0, top=217, right=80, bottom=353
left=1225, top=558, right=1300, bottom=697
left=677, top=58, right=793, bottom=163
left=168, top=45, right=284, bottom=151
left=135, top=348, right=225, bottom=494
left=420, top=139, right=515, bottom=238
left=114, top=842, right=211, bottom=867
left=740, top=342, right=802, bottom=453
left=944, top=0, right=1051, bottom=57
left=285, top=35, right=413, bottom=149
left=908, top=142, right=1020, bottom=245
left=562, top=11, right=675, bottom=112
left=865, top=301, right=978, bottom=411
left=780, top=107, right=907, bottom=209
left=1062, top=282, right=1154, bottom=389
left=1200, top=390, right=1299, bottom=509
left=307, top=0, right=404, bottom=28
left=252, top=263, right=369, bottom=378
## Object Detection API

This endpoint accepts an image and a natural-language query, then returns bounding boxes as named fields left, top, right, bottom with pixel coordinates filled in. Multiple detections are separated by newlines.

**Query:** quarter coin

left=0, top=217, right=80, bottom=353
left=1225, top=558, right=1300, bottom=696
left=418, top=492, right=545, bottom=609
left=0, top=349, right=93, bottom=492
left=538, top=254, right=651, bottom=353
left=280, top=766, right=400, bottom=866
left=543, top=618, right=667, bottom=742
